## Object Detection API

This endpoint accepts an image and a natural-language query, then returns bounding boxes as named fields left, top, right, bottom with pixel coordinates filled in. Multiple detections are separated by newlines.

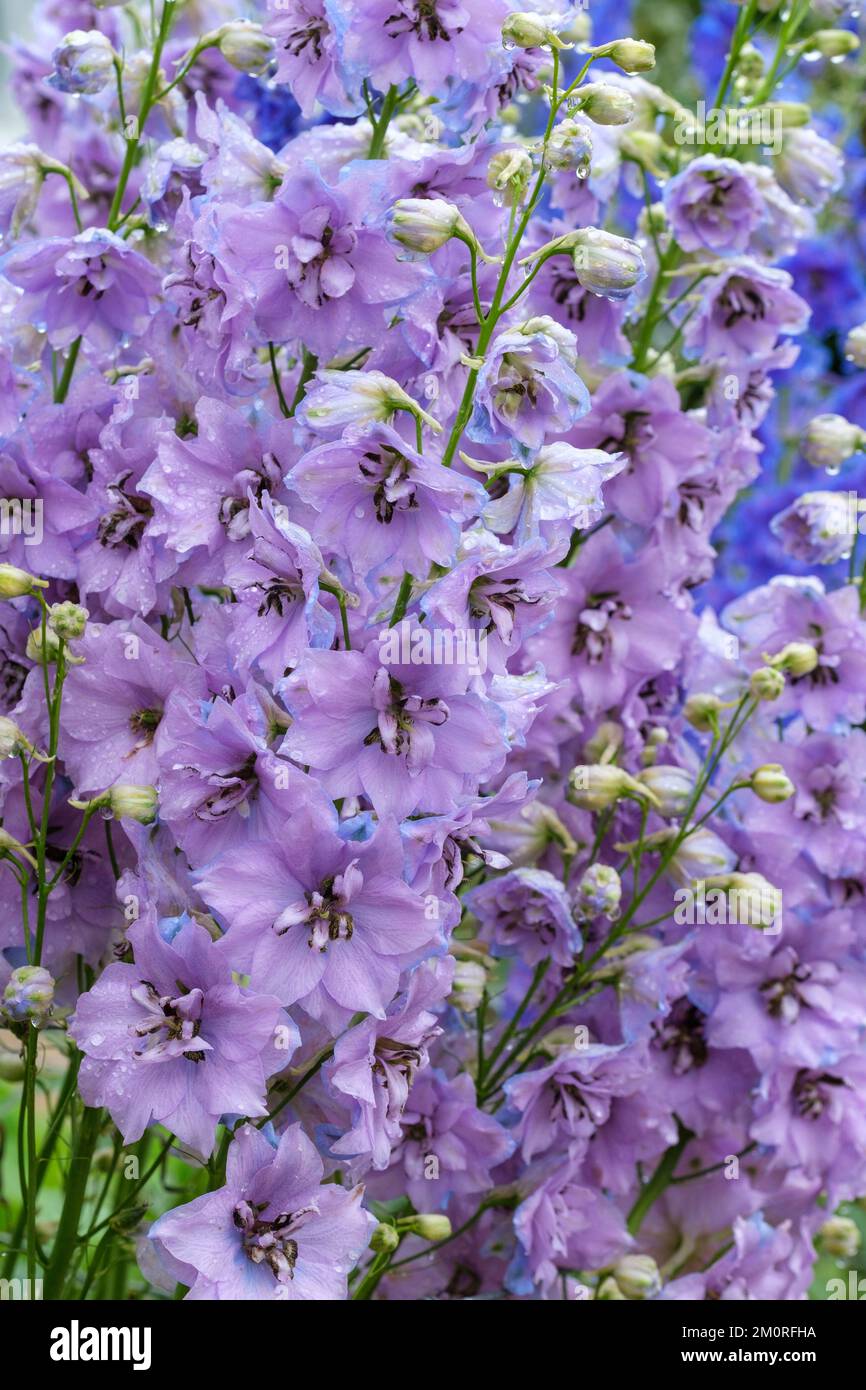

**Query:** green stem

left=54, top=339, right=82, bottom=405
left=24, top=1028, right=38, bottom=1284
left=44, top=1104, right=104, bottom=1299
left=367, top=85, right=400, bottom=159
left=288, top=347, right=318, bottom=416
left=389, top=572, right=414, bottom=626
left=627, top=1122, right=693, bottom=1235
left=268, top=342, right=292, bottom=418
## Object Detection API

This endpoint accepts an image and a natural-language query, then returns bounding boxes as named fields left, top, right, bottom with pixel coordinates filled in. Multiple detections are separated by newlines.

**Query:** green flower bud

left=3, top=964, right=54, bottom=1025
left=750, top=764, right=795, bottom=804
left=637, top=764, right=694, bottom=817
left=804, top=29, right=860, bottom=59
left=502, top=12, right=570, bottom=49
left=682, top=693, right=725, bottom=731
left=109, top=784, right=158, bottom=824
left=577, top=82, right=637, bottom=126
left=0, top=716, right=32, bottom=758
left=487, top=148, right=533, bottom=204
left=0, top=563, right=47, bottom=598
left=450, top=959, right=487, bottom=1013
left=26, top=625, right=62, bottom=665
left=766, top=642, right=819, bottom=677
left=48, top=600, right=88, bottom=640
left=568, top=764, right=660, bottom=812
left=215, top=20, right=275, bottom=75
left=407, top=1214, right=452, bottom=1241
left=750, top=666, right=785, bottom=701
left=370, top=1223, right=401, bottom=1254
left=845, top=323, right=866, bottom=369
left=819, top=1215, right=860, bottom=1260
left=589, top=38, right=656, bottom=73
left=387, top=198, right=475, bottom=256
left=612, top=1254, right=662, bottom=1299
left=803, top=413, right=866, bottom=473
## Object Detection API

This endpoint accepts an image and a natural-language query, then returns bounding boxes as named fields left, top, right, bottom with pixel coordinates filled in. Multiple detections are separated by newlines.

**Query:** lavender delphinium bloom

left=69, top=915, right=296, bottom=1155
left=196, top=798, right=443, bottom=1027
left=266, top=0, right=361, bottom=117
left=332, top=0, right=510, bottom=99
left=4, top=228, right=161, bottom=350
left=664, top=155, right=764, bottom=254
left=327, top=957, right=452, bottom=1169
left=288, top=422, right=484, bottom=580
left=684, top=259, right=810, bottom=362
left=467, top=867, right=580, bottom=968
left=148, top=1122, right=374, bottom=1299
left=223, top=494, right=333, bottom=682
left=215, top=166, right=422, bottom=358
left=468, top=317, right=591, bottom=450
left=384, top=1068, right=513, bottom=1210
left=280, top=643, right=508, bottom=818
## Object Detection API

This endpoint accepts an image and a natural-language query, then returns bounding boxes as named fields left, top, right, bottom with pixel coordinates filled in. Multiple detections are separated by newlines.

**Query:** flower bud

left=387, top=198, right=474, bottom=257
left=0, top=716, right=31, bottom=758
left=766, top=641, right=819, bottom=677
left=215, top=21, right=275, bottom=76
left=570, top=227, right=646, bottom=301
left=749, top=666, right=786, bottom=701
left=50, top=30, right=116, bottom=95
left=803, top=413, right=865, bottom=472
left=407, top=1214, right=452, bottom=1241
left=370, top=1223, right=401, bottom=1254
left=750, top=764, right=795, bottom=803
left=637, top=764, right=693, bottom=817
left=666, top=827, right=737, bottom=884
left=3, top=965, right=54, bottom=1025
left=545, top=119, right=593, bottom=175
left=48, top=600, right=88, bottom=640
left=108, top=784, right=158, bottom=824
left=569, top=764, right=660, bottom=811
left=574, top=863, right=621, bottom=919
left=0, top=145, right=45, bottom=238
left=682, top=692, right=725, bottom=731
left=589, top=38, right=656, bottom=73
left=844, top=323, right=866, bottom=368
left=577, top=83, right=636, bottom=125
left=701, top=872, right=782, bottom=930
left=487, top=148, right=533, bottom=204
left=612, top=1254, right=661, bottom=1300
left=26, top=625, right=62, bottom=665
left=819, top=1216, right=860, bottom=1260
left=805, top=28, right=860, bottom=58
left=0, top=563, right=47, bottom=598
left=502, top=12, right=569, bottom=48
left=767, top=101, right=812, bottom=128
left=300, top=369, right=440, bottom=434
left=450, top=959, right=487, bottom=1012
left=770, top=491, right=855, bottom=566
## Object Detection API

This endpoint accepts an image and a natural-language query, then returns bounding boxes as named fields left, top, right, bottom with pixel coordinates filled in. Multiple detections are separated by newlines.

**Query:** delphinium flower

left=196, top=796, right=444, bottom=1027
left=148, top=1122, right=374, bottom=1299
left=70, top=914, right=296, bottom=1155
